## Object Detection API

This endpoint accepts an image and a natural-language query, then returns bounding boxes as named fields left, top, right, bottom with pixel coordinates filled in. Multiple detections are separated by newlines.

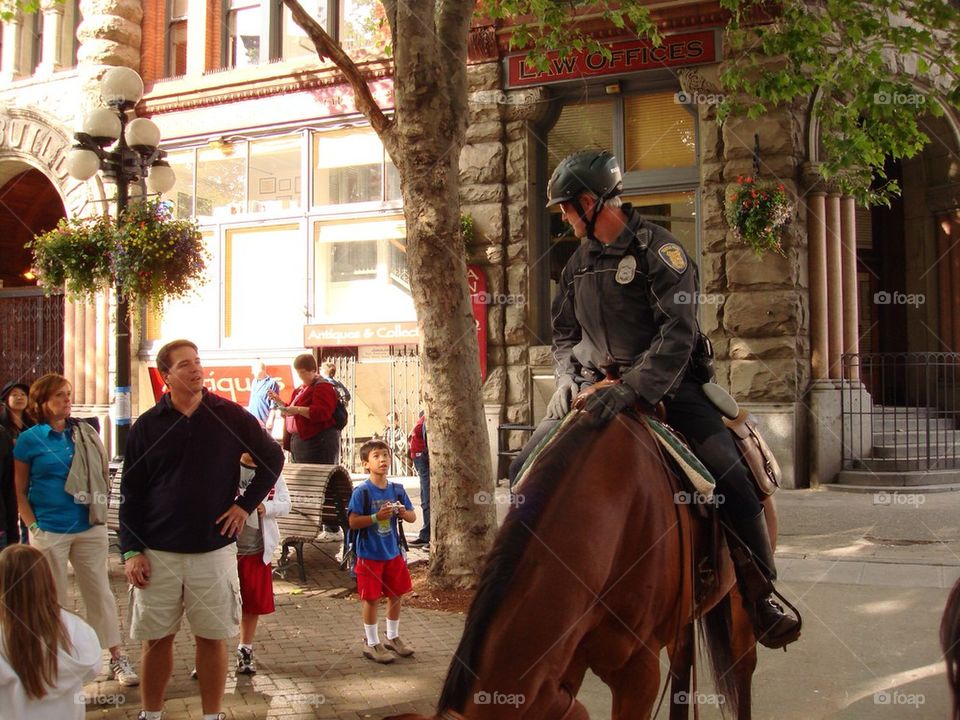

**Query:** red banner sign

left=148, top=365, right=295, bottom=405
left=506, top=30, right=717, bottom=87
left=468, top=265, right=488, bottom=381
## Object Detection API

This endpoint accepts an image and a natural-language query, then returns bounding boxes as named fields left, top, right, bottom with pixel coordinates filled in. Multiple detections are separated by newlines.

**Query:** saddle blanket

left=514, top=411, right=716, bottom=499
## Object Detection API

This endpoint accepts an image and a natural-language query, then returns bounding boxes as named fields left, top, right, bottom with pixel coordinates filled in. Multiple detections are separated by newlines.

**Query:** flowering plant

left=30, top=200, right=208, bottom=311
left=725, top=176, right=792, bottom=255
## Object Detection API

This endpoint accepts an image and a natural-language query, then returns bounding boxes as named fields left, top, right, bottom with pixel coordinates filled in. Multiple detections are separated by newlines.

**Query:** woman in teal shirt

left=13, top=374, right=139, bottom=687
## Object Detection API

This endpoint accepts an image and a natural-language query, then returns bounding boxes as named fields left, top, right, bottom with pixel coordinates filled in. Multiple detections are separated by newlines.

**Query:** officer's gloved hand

left=546, top=375, right=578, bottom=419
left=582, top=383, right=639, bottom=427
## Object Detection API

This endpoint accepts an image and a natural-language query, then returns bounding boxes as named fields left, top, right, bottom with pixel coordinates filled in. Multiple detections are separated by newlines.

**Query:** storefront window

left=281, top=0, right=328, bottom=59
left=313, top=217, right=413, bottom=323
left=330, top=241, right=377, bottom=281
left=228, top=0, right=261, bottom=68
left=623, top=93, right=696, bottom=172
left=224, top=223, right=306, bottom=347
left=312, top=128, right=397, bottom=207
left=546, top=98, right=615, bottom=180
left=197, top=143, right=247, bottom=219
left=166, top=149, right=195, bottom=219
left=249, top=135, right=301, bottom=212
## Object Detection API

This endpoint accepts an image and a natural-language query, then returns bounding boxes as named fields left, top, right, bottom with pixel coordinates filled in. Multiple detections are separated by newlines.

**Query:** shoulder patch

left=658, top=243, right=688, bottom=274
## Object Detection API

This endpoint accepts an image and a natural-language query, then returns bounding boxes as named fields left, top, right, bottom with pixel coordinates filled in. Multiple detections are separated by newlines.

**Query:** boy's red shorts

left=237, top=553, right=275, bottom=615
left=355, top=556, right=412, bottom=600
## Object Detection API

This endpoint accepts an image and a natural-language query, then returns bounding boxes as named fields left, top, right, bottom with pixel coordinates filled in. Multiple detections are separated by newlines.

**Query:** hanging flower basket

left=29, top=199, right=209, bottom=311
left=725, top=176, right=792, bottom=256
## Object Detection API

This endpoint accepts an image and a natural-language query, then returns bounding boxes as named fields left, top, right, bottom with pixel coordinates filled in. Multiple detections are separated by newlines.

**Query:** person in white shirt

left=0, top=544, right=102, bottom=720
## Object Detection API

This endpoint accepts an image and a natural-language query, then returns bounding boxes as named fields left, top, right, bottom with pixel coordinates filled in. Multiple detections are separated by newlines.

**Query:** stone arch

left=0, top=106, right=108, bottom=220
left=805, top=71, right=960, bottom=166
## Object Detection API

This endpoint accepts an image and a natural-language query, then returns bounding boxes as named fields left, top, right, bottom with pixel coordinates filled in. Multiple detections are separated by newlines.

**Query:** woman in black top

left=0, top=381, right=33, bottom=547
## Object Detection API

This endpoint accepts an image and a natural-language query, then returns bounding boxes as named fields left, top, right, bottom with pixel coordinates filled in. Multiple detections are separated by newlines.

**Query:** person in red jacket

left=270, top=353, right=338, bottom=464
left=269, top=354, right=341, bottom=540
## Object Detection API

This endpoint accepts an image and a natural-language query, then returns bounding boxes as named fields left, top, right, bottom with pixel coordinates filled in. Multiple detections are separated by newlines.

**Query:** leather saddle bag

left=723, top=409, right=782, bottom=496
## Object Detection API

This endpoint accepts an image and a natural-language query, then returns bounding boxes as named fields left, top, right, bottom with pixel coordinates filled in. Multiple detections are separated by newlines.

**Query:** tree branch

left=281, top=0, right=396, bottom=154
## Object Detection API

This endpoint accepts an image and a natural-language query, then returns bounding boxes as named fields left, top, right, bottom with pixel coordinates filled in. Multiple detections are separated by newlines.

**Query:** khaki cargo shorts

left=129, top=544, right=240, bottom=640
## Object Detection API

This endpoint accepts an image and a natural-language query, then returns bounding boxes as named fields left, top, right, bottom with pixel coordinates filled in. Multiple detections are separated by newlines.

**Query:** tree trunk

left=391, top=0, right=496, bottom=588
left=282, top=0, right=496, bottom=587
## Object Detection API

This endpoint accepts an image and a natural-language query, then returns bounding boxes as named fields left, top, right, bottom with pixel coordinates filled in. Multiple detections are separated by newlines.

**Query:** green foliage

left=479, top=1, right=661, bottom=71
left=718, top=0, right=959, bottom=206
left=460, top=212, right=476, bottom=246
left=725, top=176, right=792, bottom=255
left=30, top=200, right=209, bottom=311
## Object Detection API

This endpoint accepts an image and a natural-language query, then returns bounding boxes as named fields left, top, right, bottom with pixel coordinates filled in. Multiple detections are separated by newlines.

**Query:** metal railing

left=841, top=353, right=960, bottom=471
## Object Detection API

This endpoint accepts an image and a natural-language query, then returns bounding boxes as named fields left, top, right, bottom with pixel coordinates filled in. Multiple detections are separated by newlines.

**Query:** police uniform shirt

left=551, top=203, right=699, bottom=407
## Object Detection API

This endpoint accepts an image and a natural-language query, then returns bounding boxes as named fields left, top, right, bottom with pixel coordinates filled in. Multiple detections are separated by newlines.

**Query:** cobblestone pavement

left=79, top=539, right=460, bottom=720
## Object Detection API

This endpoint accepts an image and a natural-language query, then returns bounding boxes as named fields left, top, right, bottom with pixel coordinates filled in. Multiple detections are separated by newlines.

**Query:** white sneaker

left=317, top=529, right=343, bottom=542
left=108, top=655, right=140, bottom=687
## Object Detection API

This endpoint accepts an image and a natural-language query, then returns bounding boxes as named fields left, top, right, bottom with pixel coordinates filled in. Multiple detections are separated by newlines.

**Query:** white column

left=37, top=1, right=64, bottom=75
left=825, top=193, right=844, bottom=379
left=1, top=17, right=22, bottom=82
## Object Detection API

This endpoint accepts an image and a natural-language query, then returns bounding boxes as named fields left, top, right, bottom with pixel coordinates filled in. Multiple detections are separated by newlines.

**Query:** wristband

left=370, top=513, right=377, bottom=524
left=29, top=522, right=39, bottom=532
left=122, top=550, right=142, bottom=561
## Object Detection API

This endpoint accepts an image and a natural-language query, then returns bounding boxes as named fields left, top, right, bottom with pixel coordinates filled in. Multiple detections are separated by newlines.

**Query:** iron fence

left=841, top=352, right=960, bottom=471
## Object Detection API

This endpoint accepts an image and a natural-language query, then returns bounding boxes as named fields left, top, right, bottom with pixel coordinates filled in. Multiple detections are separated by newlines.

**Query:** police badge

left=615, top=255, right=637, bottom=284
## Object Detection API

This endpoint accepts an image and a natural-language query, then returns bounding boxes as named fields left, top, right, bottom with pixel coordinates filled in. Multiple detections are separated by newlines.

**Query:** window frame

left=166, top=0, right=189, bottom=78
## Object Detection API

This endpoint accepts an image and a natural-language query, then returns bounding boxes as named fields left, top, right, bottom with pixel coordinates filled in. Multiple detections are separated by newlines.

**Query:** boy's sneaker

left=236, top=646, right=256, bottom=675
left=190, top=668, right=198, bottom=680
left=108, top=655, right=140, bottom=686
left=362, top=642, right=395, bottom=664
left=317, top=528, right=343, bottom=542
left=384, top=636, right=415, bottom=657
left=136, top=714, right=164, bottom=720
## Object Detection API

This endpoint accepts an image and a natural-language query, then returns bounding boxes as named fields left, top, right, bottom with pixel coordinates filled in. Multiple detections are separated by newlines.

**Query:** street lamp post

left=64, top=67, right=176, bottom=460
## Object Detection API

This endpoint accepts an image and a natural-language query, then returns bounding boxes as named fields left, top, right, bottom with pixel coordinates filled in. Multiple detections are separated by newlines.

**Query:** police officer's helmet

left=546, top=150, right=623, bottom=208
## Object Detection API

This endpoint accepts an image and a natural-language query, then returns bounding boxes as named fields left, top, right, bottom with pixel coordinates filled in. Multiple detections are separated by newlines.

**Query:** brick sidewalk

left=80, top=542, right=462, bottom=719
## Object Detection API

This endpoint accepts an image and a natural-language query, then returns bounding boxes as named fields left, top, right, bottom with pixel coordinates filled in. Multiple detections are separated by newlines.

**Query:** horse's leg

left=605, top=649, right=662, bottom=720
left=667, top=623, right=694, bottom=720
left=727, top=586, right=758, bottom=720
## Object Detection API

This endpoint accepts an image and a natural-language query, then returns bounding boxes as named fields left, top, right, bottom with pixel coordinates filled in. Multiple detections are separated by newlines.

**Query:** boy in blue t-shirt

left=348, top=439, right=415, bottom=664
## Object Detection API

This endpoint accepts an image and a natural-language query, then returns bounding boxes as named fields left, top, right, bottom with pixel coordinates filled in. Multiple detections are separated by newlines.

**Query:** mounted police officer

left=509, top=149, right=800, bottom=649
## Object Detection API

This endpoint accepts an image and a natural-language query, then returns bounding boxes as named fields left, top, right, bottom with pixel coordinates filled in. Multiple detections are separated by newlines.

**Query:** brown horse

left=387, top=409, right=771, bottom=720
left=941, top=577, right=960, bottom=720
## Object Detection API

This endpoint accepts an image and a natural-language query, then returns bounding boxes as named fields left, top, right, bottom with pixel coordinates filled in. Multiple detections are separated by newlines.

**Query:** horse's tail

left=699, top=594, right=740, bottom=717
left=941, top=577, right=960, bottom=720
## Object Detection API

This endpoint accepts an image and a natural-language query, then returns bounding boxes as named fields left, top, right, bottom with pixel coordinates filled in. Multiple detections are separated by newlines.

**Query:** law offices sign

left=504, top=30, right=720, bottom=88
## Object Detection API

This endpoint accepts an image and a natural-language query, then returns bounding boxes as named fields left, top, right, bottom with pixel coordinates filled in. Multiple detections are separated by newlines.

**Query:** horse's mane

left=437, top=415, right=598, bottom=713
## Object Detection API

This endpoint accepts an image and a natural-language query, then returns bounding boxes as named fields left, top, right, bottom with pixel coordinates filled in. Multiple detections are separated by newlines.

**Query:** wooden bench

left=274, top=463, right=354, bottom=581
left=105, top=462, right=354, bottom=582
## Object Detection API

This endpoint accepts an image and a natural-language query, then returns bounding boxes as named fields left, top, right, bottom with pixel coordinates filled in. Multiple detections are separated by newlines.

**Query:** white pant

left=32, top=524, right=122, bottom=649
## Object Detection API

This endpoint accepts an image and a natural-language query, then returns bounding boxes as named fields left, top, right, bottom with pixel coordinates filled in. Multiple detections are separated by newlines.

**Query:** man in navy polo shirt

left=120, top=339, right=283, bottom=720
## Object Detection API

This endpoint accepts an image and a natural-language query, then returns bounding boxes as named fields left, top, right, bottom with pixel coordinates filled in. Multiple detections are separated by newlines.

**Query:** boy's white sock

left=202, top=715, right=221, bottom=720
left=139, top=713, right=162, bottom=720
left=386, top=618, right=400, bottom=640
left=364, top=623, right=379, bottom=646
left=238, top=643, right=252, bottom=652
